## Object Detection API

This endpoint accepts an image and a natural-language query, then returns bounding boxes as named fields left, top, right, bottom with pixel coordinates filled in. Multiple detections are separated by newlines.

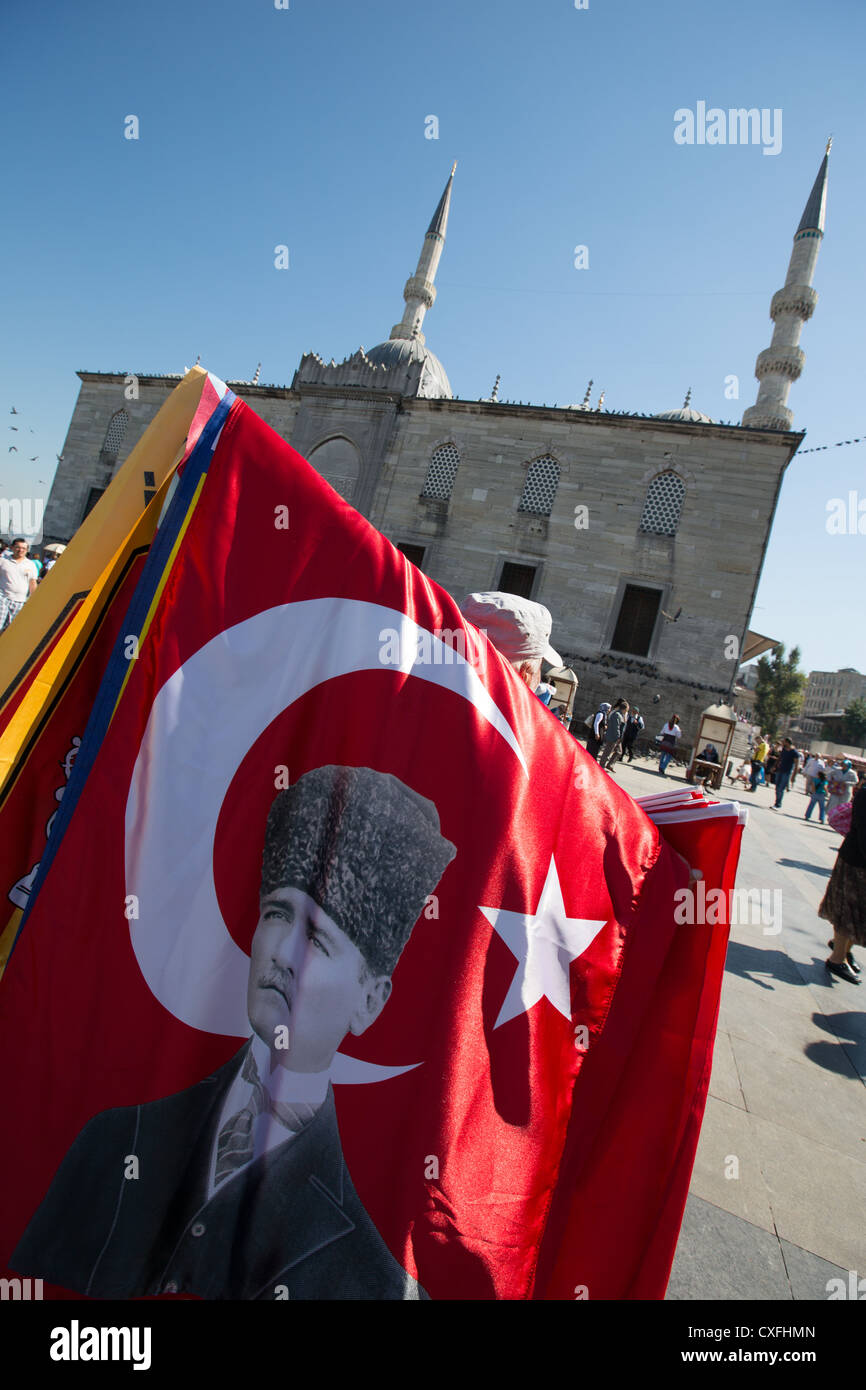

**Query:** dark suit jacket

left=13, top=1045, right=426, bottom=1300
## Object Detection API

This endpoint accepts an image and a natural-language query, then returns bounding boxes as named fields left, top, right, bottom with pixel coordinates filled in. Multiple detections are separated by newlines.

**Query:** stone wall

left=560, top=657, right=731, bottom=750
left=44, top=373, right=798, bottom=740
left=370, top=399, right=797, bottom=695
left=43, top=376, right=177, bottom=542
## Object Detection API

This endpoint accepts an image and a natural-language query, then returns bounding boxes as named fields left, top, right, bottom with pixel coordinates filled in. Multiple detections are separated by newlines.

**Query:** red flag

left=0, top=387, right=739, bottom=1300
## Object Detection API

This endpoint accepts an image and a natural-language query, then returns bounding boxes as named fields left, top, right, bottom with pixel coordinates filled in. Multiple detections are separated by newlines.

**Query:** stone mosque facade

left=42, top=149, right=831, bottom=743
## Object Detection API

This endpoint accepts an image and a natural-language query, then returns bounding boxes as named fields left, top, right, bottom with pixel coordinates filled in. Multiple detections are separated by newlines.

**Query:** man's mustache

left=258, top=970, right=294, bottom=1008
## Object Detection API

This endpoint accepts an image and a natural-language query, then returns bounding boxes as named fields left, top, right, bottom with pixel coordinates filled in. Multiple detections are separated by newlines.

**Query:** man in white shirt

left=13, top=765, right=456, bottom=1300
left=0, top=538, right=38, bottom=629
left=803, top=754, right=825, bottom=798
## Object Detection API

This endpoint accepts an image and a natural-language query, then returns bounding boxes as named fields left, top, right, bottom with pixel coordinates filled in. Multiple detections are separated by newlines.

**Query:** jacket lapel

left=203, top=1084, right=356, bottom=1298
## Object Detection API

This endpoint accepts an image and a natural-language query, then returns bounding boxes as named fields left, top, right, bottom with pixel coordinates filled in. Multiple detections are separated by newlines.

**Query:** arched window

left=101, top=409, right=129, bottom=462
left=639, top=470, right=685, bottom=536
left=308, top=437, right=361, bottom=502
left=422, top=442, right=461, bottom=500
left=518, top=455, right=560, bottom=516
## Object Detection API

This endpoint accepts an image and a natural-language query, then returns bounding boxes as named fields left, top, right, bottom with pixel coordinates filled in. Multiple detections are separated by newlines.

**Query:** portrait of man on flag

left=13, top=764, right=455, bottom=1300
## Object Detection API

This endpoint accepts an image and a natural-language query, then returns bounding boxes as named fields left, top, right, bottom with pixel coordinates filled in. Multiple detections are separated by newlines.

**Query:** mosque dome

left=364, top=337, right=452, bottom=399
left=654, top=405, right=715, bottom=423
left=653, top=388, right=714, bottom=424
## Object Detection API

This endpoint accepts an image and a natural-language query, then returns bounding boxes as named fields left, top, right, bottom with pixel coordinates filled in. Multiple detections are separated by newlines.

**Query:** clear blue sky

left=1, top=0, right=863, bottom=674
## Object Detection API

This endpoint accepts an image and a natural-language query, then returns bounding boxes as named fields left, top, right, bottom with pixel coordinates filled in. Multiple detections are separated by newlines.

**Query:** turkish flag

left=0, top=384, right=737, bottom=1300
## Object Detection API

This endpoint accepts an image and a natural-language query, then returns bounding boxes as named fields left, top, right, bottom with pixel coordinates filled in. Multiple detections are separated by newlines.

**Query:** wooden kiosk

left=686, top=702, right=737, bottom=791
left=545, top=665, right=579, bottom=724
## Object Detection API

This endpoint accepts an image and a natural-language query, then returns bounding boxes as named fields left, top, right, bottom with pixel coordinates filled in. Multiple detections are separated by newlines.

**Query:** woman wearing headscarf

left=826, top=760, right=858, bottom=818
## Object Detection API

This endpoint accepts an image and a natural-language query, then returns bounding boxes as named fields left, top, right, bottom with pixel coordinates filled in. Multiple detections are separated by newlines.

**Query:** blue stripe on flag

left=11, top=390, right=236, bottom=953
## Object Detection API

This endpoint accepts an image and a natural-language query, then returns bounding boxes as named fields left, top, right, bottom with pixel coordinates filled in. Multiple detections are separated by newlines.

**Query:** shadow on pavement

left=777, top=858, right=832, bottom=878
left=811, top=1010, right=865, bottom=1040
left=723, top=938, right=805, bottom=991
left=805, top=1011, right=866, bottom=1079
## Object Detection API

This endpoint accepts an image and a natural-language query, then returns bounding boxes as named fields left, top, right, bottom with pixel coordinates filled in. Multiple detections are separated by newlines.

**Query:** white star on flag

left=480, top=855, right=609, bottom=1030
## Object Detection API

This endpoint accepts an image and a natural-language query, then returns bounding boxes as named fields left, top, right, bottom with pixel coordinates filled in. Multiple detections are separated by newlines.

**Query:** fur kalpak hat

left=261, top=766, right=456, bottom=976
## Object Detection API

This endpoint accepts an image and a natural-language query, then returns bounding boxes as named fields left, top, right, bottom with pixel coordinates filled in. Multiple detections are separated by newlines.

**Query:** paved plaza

left=606, top=752, right=865, bottom=1301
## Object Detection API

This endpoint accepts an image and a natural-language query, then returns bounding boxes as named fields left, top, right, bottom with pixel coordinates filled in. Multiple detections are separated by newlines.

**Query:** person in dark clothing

left=584, top=703, right=610, bottom=762
left=765, top=746, right=779, bottom=785
left=621, top=708, right=644, bottom=763
left=772, top=738, right=801, bottom=809
left=819, top=786, right=866, bottom=984
left=694, top=743, right=720, bottom=788
left=598, top=698, right=629, bottom=771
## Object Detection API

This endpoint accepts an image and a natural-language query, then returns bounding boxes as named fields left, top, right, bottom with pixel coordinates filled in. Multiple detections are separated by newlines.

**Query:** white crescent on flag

left=125, top=597, right=527, bottom=1079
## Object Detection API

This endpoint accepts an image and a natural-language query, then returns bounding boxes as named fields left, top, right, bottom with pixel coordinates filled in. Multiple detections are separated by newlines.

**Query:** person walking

left=620, top=707, right=644, bottom=763
left=0, top=538, right=39, bottom=631
left=584, top=702, right=610, bottom=762
left=41, top=542, right=66, bottom=576
left=765, top=745, right=780, bottom=785
left=657, top=715, right=682, bottom=775
left=598, top=699, right=629, bottom=771
left=804, top=768, right=829, bottom=824
left=772, top=739, right=801, bottom=809
left=749, top=734, right=769, bottom=792
left=802, top=753, right=824, bottom=798
left=820, top=784, right=866, bottom=985
left=827, top=760, right=858, bottom=818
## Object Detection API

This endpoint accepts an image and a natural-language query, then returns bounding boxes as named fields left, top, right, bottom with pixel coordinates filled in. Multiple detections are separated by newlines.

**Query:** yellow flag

left=0, top=368, right=215, bottom=973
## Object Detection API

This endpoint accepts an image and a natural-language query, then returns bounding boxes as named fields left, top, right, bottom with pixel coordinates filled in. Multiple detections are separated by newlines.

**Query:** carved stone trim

left=770, top=285, right=818, bottom=322
left=754, top=347, right=804, bottom=382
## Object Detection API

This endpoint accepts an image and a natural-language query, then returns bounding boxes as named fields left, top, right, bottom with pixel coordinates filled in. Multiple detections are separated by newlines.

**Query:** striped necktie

left=214, top=1048, right=319, bottom=1186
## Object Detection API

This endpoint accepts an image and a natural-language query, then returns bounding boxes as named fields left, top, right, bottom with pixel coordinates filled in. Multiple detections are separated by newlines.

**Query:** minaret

left=742, top=142, right=830, bottom=430
left=389, top=162, right=456, bottom=345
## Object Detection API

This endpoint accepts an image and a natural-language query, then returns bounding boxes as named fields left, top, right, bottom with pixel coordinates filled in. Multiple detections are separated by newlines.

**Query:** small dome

left=654, top=387, right=714, bottom=424
left=364, top=337, right=452, bottom=399
left=654, top=405, right=715, bottom=424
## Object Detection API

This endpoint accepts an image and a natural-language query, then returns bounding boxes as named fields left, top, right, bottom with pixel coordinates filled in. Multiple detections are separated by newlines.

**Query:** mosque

left=42, top=147, right=831, bottom=740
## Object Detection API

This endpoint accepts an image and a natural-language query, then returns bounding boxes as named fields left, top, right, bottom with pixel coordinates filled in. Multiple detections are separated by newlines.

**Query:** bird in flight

left=10, top=406, right=17, bottom=415
left=8, top=445, right=18, bottom=453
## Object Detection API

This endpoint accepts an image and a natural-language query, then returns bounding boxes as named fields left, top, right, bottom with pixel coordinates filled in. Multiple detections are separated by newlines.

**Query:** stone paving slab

left=667, top=1196, right=853, bottom=1301
left=729, top=1033, right=865, bottom=1162
left=689, top=1098, right=776, bottom=1232
left=718, top=984, right=857, bottom=1079
left=750, top=1114, right=866, bottom=1273
left=708, top=1026, right=746, bottom=1109
left=780, top=1239, right=853, bottom=1302
left=666, top=1195, right=792, bottom=1300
